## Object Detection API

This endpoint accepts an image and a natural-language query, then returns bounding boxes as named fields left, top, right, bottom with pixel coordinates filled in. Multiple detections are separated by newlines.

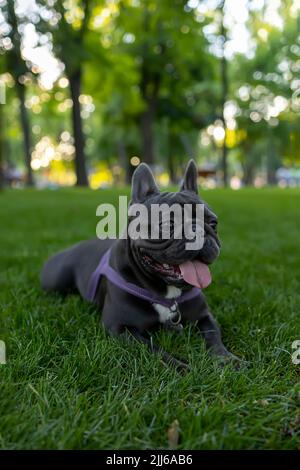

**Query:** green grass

left=0, top=187, right=300, bottom=450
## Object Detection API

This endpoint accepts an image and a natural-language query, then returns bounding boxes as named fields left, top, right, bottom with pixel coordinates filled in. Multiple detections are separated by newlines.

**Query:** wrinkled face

left=129, top=161, right=221, bottom=288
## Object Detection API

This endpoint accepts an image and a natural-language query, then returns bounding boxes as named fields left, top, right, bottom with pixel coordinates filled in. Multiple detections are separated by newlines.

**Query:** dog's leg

left=196, top=310, right=241, bottom=364
left=126, top=328, right=190, bottom=374
left=102, top=301, right=190, bottom=374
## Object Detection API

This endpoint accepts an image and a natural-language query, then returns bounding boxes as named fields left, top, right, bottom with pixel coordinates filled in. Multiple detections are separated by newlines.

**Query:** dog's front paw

left=211, top=349, right=246, bottom=370
left=219, top=352, right=248, bottom=370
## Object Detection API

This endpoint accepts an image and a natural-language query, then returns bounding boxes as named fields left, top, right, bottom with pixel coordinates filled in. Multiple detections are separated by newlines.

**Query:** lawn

left=0, top=187, right=299, bottom=450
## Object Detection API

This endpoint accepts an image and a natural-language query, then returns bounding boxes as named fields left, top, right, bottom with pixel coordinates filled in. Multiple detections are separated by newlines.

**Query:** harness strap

left=86, top=248, right=201, bottom=308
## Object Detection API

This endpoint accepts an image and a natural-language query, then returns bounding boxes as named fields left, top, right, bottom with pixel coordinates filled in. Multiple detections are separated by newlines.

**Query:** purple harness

left=86, top=248, right=201, bottom=309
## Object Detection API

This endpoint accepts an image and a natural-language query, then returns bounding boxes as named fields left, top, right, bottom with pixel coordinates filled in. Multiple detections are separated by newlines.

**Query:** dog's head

left=128, top=160, right=220, bottom=289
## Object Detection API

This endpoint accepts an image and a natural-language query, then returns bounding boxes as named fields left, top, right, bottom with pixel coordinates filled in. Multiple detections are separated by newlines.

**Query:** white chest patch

left=153, top=286, right=182, bottom=323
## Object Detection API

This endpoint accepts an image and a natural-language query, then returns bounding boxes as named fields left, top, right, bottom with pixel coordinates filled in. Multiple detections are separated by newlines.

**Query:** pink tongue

left=179, top=260, right=212, bottom=289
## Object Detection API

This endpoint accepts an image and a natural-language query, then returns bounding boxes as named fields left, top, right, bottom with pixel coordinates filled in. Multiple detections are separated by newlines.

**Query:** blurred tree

left=219, top=0, right=228, bottom=187
left=110, top=0, right=219, bottom=177
left=84, top=27, right=143, bottom=183
left=1, top=0, right=34, bottom=186
left=199, top=0, right=230, bottom=185
left=232, top=0, right=300, bottom=184
left=36, top=0, right=100, bottom=186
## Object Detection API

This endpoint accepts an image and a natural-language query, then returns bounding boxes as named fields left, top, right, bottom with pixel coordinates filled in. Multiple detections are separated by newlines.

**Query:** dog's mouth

left=141, top=253, right=211, bottom=289
left=141, top=254, right=182, bottom=280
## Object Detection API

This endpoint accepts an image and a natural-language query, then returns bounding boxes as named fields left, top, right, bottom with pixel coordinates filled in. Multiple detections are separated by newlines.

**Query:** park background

left=1, top=0, right=300, bottom=189
left=0, top=0, right=300, bottom=451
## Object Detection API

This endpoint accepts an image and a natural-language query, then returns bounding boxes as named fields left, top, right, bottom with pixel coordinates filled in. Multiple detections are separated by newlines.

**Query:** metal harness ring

left=169, top=302, right=182, bottom=325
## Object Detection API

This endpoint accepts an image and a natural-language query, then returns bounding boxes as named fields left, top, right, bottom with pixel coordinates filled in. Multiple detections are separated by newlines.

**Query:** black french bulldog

left=41, top=160, right=239, bottom=372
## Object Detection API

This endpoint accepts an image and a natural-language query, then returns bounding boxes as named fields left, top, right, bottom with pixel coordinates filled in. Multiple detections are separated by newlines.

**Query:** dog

left=41, top=160, right=239, bottom=372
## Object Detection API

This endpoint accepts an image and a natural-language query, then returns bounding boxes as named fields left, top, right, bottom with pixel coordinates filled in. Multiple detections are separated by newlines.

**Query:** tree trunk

left=242, top=163, right=254, bottom=186
left=220, top=0, right=228, bottom=187
left=17, top=84, right=34, bottom=187
left=140, top=100, right=155, bottom=166
left=167, top=151, right=176, bottom=185
left=118, top=139, right=132, bottom=185
left=139, top=6, right=155, bottom=166
left=266, top=129, right=277, bottom=185
left=165, top=125, right=175, bottom=184
left=180, top=133, right=196, bottom=159
left=69, top=69, right=89, bottom=187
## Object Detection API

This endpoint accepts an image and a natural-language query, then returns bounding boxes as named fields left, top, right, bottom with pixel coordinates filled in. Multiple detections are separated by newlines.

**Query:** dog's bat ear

left=180, top=159, right=198, bottom=194
left=131, top=163, right=159, bottom=202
